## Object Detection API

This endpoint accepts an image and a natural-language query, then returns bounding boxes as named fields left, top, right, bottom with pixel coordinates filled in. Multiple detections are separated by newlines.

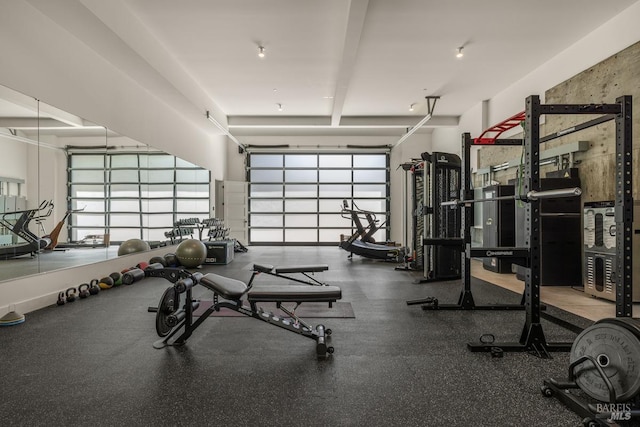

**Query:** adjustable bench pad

left=274, top=264, right=329, bottom=274
left=200, top=273, right=248, bottom=300
left=248, top=285, right=341, bottom=303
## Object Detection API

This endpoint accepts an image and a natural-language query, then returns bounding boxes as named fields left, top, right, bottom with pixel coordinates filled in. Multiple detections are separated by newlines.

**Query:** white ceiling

left=2, top=0, right=638, bottom=139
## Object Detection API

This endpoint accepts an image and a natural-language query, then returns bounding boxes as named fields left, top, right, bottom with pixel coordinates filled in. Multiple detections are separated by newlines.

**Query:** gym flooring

left=0, top=246, right=604, bottom=425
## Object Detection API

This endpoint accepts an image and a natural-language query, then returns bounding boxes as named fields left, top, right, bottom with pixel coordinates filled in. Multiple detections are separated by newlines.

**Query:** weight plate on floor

left=570, top=318, right=640, bottom=402
left=156, top=287, right=179, bottom=337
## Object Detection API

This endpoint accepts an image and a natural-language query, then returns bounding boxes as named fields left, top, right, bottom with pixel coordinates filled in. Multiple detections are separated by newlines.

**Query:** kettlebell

left=88, top=279, right=100, bottom=296
left=78, top=283, right=90, bottom=299
left=65, top=287, right=77, bottom=303
left=98, top=276, right=114, bottom=290
left=57, top=291, right=66, bottom=306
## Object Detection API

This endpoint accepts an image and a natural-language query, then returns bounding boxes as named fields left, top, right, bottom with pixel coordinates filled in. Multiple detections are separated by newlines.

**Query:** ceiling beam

left=330, top=0, right=369, bottom=127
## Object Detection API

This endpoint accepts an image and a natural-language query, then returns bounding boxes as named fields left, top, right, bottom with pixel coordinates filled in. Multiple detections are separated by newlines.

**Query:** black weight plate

left=156, top=287, right=179, bottom=337
left=570, top=318, right=640, bottom=402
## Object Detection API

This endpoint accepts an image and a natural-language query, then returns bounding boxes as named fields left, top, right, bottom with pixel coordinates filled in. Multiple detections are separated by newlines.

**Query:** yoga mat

left=193, top=301, right=355, bottom=319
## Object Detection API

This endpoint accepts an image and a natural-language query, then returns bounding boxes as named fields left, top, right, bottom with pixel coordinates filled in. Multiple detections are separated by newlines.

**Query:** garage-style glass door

left=248, top=152, right=389, bottom=245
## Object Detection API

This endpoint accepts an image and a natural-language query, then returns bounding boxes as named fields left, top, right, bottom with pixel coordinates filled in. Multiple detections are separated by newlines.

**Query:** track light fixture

left=258, top=46, right=265, bottom=58
left=456, top=46, right=464, bottom=59
left=409, top=103, right=416, bottom=112
left=277, top=103, right=283, bottom=112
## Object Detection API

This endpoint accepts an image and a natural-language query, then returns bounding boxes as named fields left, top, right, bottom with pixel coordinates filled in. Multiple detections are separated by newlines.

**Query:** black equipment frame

left=146, top=267, right=338, bottom=358
left=466, top=95, right=633, bottom=357
left=406, top=137, right=528, bottom=310
left=410, top=152, right=463, bottom=283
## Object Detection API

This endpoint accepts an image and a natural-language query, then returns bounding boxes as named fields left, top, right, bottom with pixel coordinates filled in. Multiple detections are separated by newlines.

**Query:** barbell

left=441, top=187, right=581, bottom=207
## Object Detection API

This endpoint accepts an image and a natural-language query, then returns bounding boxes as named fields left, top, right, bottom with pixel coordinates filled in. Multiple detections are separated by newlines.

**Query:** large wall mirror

left=0, top=83, right=211, bottom=282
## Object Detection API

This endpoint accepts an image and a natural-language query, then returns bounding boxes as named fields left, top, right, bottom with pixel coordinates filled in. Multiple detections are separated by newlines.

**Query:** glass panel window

left=284, top=184, right=317, bottom=198
left=285, top=154, right=317, bottom=168
left=319, top=229, right=351, bottom=242
left=147, top=155, right=175, bottom=168
left=354, top=184, right=386, bottom=198
left=319, top=155, right=351, bottom=168
left=110, top=214, right=141, bottom=227
left=319, top=184, right=351, bottom=198
left=251, top=199, right=283, bottom=213
left=71, top=155, right=105, bottom=168
left=285, top=229, right=317, bottom=242
left=353, top=169, right=386, bottom=183
left=319, top=214, right=352, bottom=228
left=144, top=199, right=173, bottom=212
left=176, top=199, right=210, bottom=212
left=71, top=170, right=105, bottom=183
left=285, top=214, right=317, bottom=227
left=284, top=169, right=316, bottom=183
left=251, top=229, right=283, bottom=242
left=248, top=151, right=388, bottom=244
left=354, top=154, right=386, bottom=168
left=353, top=199, right=386, bottom=213
left=319, top=199, right=344, bottom=213
left=110, top=170, right=139, bottom=183
left=251, top=214, right=283, bottom=227
left=284, top=200, right=317, bottom=212
left=319, top=169, right=351, bottom=183
left=251, top=154, right=283, bottom=168
left=143, top=214, right=174, bottom=228
left=251, top=184, right=283, bottom=198
left=176, top=184, right=208, bottom=198
left=251, top=169, right=283, bottom=183
left=110, top=155, right=139, bottom=168
left=110, top=200, right=141, bottom=212
left=147, top=169, right=175, bottom=183
left=75, top=214, right=105, bottom=227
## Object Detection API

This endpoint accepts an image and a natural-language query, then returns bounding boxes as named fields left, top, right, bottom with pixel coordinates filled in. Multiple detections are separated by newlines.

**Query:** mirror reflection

left=0, top=83, right=212, bottom=282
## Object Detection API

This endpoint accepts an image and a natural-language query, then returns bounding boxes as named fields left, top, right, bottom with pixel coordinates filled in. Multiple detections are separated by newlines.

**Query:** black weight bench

left=147, top=267, right=341, bottom=358
left=252, top=263, right=329, bottom=286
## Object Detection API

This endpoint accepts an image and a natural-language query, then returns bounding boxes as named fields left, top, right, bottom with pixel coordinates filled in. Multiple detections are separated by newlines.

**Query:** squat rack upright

left=467, top=95, right=633, bottom=357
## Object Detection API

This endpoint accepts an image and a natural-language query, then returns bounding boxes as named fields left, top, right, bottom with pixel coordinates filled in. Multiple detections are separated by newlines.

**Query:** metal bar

left=615, top=95, right=633, bottom=318
left=539, top=103, right=621, bottom=115
left=441, top=187, right=581, bottom=206
left=468, top=247, right=529, bottom=260
left=462, top=133, right=472, bottom=294
left=525, top=94, right=542, bottom=327
left=539, top=114, right=614, bottom=143
left=471, top=138, right=523, bottom=146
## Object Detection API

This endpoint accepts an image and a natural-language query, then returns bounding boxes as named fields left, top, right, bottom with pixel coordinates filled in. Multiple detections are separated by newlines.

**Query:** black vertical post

left=461, top=133, right=473, bottom=295
left=523, top=95, right=542, bottom=326
left=615, top=95, right=633, bottom=317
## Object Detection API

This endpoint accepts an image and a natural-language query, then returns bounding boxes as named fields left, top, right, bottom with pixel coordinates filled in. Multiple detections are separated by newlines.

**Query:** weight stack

left=583, top=200, right=640, bottom=301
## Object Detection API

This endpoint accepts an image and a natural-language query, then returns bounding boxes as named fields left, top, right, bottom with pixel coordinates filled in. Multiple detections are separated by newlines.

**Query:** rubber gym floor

left=0, top=246, right=591, bottom=426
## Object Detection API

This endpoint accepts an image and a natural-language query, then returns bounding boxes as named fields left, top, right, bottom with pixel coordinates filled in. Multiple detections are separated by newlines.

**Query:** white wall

left=458, top=1, right=640, bottom=142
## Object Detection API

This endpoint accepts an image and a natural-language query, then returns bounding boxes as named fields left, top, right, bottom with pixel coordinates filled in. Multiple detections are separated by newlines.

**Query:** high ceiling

left=2, top=0, right=638, bottom=139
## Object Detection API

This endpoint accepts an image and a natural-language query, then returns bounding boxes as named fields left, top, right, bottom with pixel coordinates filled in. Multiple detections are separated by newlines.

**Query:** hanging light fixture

left=456, top=46, right=464, bottom=59
left=258, top=46, right=265, bottom=58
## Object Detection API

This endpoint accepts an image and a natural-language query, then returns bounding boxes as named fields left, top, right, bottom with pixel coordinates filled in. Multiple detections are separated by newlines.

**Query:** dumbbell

left=149, top=256, right=168, bottom=267
left=122, top=268, right=145, bottom=285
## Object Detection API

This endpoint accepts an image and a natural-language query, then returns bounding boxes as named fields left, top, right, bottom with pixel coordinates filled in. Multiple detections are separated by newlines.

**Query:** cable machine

left=397, top=152, right=461, bottom=282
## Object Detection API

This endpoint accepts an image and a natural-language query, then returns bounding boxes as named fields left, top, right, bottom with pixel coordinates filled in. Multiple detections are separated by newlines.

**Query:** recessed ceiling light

left=258, top=46, right=265, bottom=58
